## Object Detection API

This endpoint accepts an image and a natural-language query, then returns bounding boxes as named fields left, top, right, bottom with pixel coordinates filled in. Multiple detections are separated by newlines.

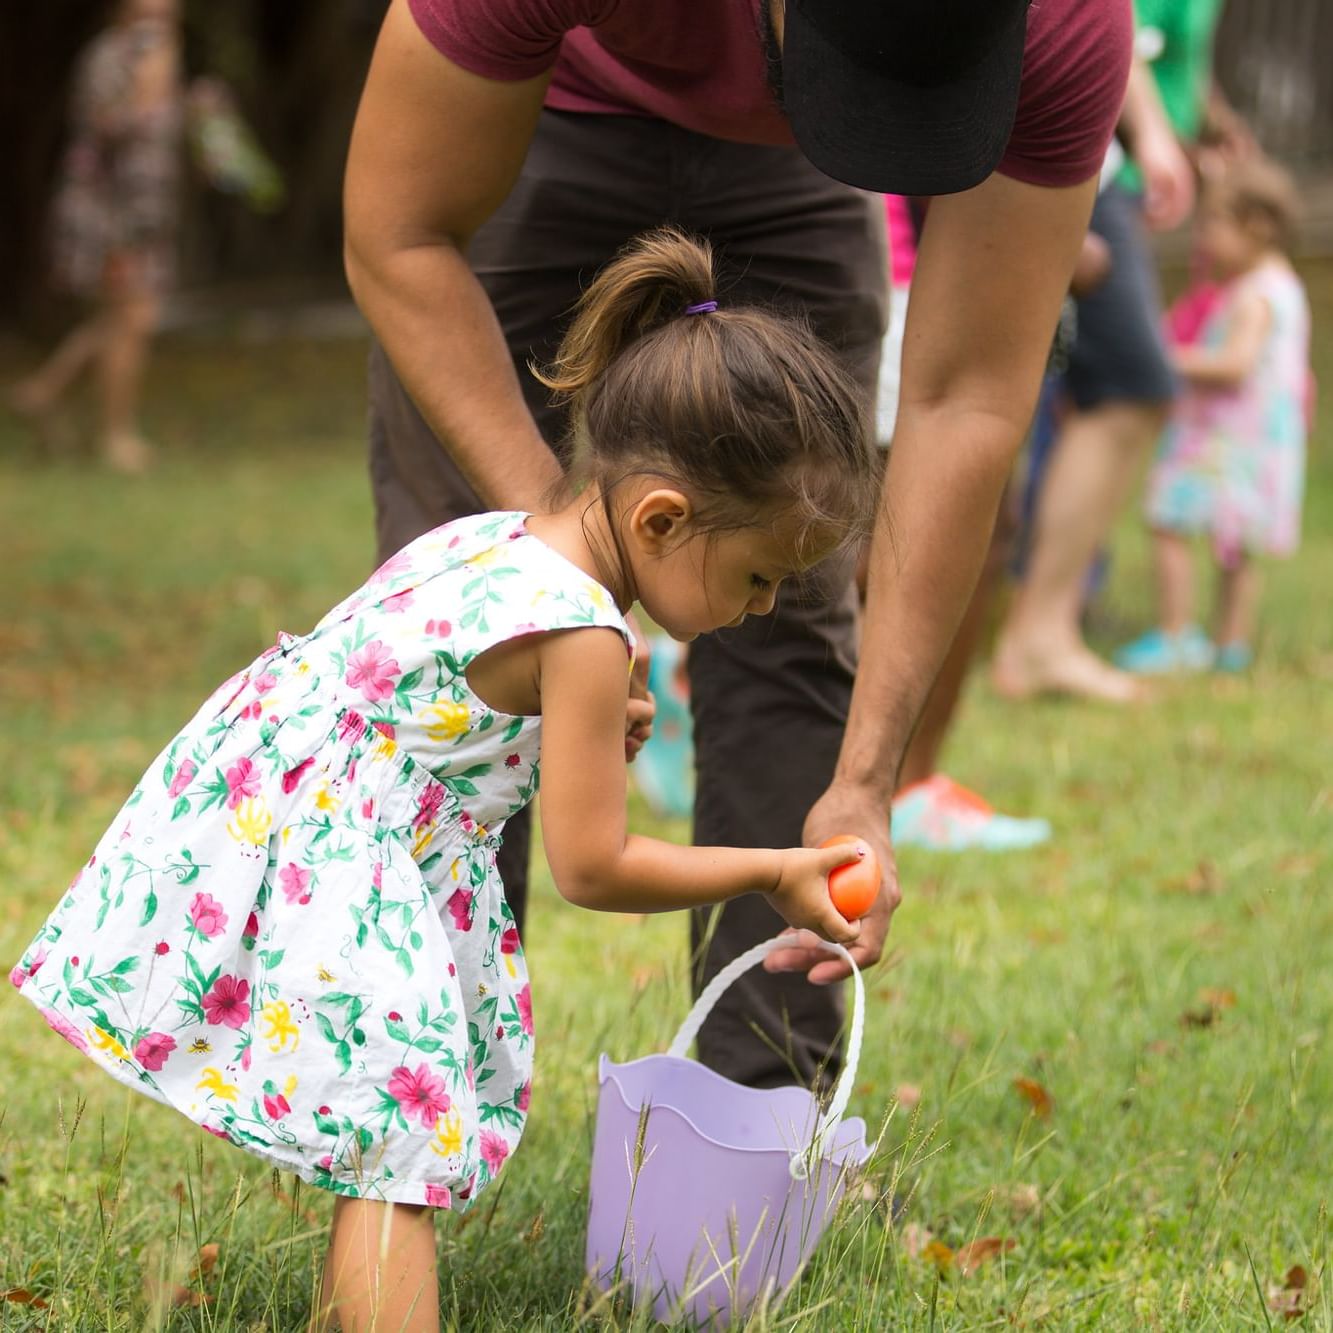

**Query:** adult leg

left=680, top=131, right=885, bottom=1088
left=365, top=111, right=674, bottom=932
left=315, top=1198, right=438, bottom=1333
left=993, top=185, right=1175, bottom=702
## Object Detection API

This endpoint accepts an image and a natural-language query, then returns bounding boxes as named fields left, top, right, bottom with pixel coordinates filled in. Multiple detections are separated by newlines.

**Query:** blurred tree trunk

left=0, top=0, right=385, bottom=329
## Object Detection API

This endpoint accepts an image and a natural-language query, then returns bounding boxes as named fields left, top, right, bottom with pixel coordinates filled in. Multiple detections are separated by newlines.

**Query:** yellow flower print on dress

left=260, top=999, right=301, bottom=1053
left=197, top=1067, right=239, bottom=1101
left=430, top=1109, right=464, bottom=1158
left=227, top=796, right=272, bottom=846
left=90, top=1026, right=129, bottom=1060
left=424, top=701, right=470, bottom=742
left=314, top=782, right=341, bottom=813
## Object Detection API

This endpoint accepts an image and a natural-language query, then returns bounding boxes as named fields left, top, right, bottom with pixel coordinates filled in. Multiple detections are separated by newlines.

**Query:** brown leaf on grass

left=894, top=1083, right=922, bottom=1111
left=1267, top=1265, right=1309, bottom=1320
left=0, top=1289, right=49, bottom=1309
left=1181, top=988, right=1237, bottom=1029
left=1276, top=853, right=1320, bottom=879
left=921, top=1239, right=955, bottom=1272
left=1013, top=1077, right=1053, bottom=1118
left=1197, top=987, right=1237, bottom=1011
left=955, top=1236, right=1017, bottom=1275
left=1162, top=860, right=1223, bottom=896
left=170, top=1180, right=186, bottom=1204
left=191, top=1243, right=220, bottom=1279
left=1180, top=1006, right=1218, bottom=1028
left=1145, top=1039, right=1175, bottom=1056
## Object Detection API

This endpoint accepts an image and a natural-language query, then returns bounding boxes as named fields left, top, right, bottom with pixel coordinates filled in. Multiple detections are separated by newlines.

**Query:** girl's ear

left=627, top=488, right=694, bottom=554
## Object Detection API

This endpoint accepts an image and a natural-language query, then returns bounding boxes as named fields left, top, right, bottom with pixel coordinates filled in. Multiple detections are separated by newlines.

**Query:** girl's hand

left=766, top=844, right=863, bottom=945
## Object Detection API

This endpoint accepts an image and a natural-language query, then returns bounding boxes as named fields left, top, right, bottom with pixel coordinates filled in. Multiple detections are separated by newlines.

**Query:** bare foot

left=101, top=430, right=154, bottom=474
left=992, top=638, right=1147, bottom=704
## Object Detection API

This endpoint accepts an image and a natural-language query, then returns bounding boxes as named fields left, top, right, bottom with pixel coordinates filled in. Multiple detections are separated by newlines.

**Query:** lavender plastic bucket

left=586, top=936, right=870, bottom=1327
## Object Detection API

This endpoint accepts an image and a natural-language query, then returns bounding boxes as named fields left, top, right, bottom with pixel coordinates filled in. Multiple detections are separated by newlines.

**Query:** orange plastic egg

left=821, top=834, right=880, bottom=919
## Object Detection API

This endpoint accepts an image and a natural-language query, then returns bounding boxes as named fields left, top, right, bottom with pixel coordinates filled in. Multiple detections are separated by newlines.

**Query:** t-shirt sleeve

left=407, top=0, right=616, bottom=81
left=999, top=0, right=1134, bottom=188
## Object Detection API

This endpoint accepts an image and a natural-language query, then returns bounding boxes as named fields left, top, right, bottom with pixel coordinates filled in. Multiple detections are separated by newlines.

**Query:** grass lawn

left=1, top=269, right=1330, bottom=1329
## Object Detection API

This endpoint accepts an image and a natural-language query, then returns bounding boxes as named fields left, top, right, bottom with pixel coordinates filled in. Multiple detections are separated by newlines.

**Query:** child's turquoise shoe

left=1214, top=641, right=1254, bottom=673
left=1115, top=625, right=1214, bottom=675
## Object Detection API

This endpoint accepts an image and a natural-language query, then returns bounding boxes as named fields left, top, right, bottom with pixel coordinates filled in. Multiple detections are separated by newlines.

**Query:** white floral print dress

left=12, top=512, right=631, bottom=1209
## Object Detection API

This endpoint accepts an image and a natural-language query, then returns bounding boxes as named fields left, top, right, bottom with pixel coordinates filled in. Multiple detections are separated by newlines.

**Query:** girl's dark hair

left=535, top=228, right=877, bottom=556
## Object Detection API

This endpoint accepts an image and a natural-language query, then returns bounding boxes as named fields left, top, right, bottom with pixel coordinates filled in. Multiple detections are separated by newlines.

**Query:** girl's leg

left=1216, top=555, right=1259, bottom=650
left=10, top=313, right=110, bottom=414
left=1152, top=528, right=1195, bottom=634
left=96, top=290, right=161, bottom=472
left=314, top=1198, right=439, bottom=1333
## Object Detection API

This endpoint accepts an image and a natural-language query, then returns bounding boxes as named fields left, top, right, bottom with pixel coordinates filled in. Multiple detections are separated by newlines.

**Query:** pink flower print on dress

left=10, top=947, right=47, bottom=989
left=281, top=756, right=314, bottom=794
left=372, top=719, right=396, bottom=740
left=447, top=888, right=474, bottom=932
left=278, top=862, right=311, bottom=905
left=262, top=1089, right=291, bottom=1120
left=202, top=975, right=251, bottom=1029
left=500, top=926, right=520, bottom=955
left=225, top=757, right=261, bottom=809
left=134, top=1032, right=176, bottom=1071
left=479, top=1130, right=509, bottom=1176
left=8, top=964, right=28, bottom=990
left=424, top=1183, right=452, bottom=1209
left=424, top=618, right=451, bottom=636
left=252, top=671, right=278, bottom=695
left=387, top=1063, right=451, bottom=1129
left=42, top=1008, right=88, bottom=1052
left=346, top=641, right=402, bottom=702
left=369, top=549, right=413, bottom=584
left=168, top=758, right=197, bottom=799
left=382, top=589, right=414, bottom=614
left=189, top=892, right=229, bottom=939
left=516, top=984, right=534, bottom=1036
left=337, top=710, right=366, bottom=743
left=414, top=784, right=445, bottom=831
left=504, top=754, right=521, bottom=769
left=516, top=1081, right=531, bottom=1113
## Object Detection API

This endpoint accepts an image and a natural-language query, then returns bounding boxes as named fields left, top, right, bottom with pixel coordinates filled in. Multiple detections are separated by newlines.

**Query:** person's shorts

left=1064, top=183, right=1176, bottom=411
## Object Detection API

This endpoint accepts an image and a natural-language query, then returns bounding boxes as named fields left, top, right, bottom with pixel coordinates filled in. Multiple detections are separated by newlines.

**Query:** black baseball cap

left=783, top=0, right=1031, bottom=196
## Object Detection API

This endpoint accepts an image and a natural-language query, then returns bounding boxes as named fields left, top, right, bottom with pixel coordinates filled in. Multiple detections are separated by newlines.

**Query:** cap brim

left=784, top=4, right=1028, bottom=196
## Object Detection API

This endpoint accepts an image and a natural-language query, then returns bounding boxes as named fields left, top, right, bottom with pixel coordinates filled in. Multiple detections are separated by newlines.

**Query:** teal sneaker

left=1115, top=625, right=1215, bottom=675
left=1214, top=642, right=1254, bottom=673
left=891, top=775, right=1052, bottom=852
left=632, top=636, right=695, bottom=818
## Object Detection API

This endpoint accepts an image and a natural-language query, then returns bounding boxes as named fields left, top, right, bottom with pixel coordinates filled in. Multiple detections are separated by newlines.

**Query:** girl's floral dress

left=12, top=513, right=630, bottom=1209
left=1146, top=259, right=1311, bottom=564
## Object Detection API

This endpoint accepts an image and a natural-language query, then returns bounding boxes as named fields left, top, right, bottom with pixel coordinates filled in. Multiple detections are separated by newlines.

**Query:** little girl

left=11, top=229, right=877, bottom=1331
left=1118, top=159, right=1312, bottom=675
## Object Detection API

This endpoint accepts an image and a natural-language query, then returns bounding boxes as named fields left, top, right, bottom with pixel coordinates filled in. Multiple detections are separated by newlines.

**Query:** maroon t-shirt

left=408, top=0, right=1131, bottom=188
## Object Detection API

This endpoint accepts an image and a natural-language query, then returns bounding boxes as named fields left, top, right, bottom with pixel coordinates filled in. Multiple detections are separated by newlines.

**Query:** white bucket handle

left=666, top=934, right=865, bottom=1180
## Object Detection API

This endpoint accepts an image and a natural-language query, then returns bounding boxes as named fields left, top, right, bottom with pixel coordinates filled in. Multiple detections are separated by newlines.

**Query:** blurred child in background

left=1118, top=158, right=1311, bottom=674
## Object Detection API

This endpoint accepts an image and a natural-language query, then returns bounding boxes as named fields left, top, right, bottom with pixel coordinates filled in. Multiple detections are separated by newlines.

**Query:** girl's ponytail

left=536, top=229, right=716, bottom=401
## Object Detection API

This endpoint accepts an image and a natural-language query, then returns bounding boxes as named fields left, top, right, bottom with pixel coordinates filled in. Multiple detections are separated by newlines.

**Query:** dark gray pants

left=369, top=110, right=885, bottom=1089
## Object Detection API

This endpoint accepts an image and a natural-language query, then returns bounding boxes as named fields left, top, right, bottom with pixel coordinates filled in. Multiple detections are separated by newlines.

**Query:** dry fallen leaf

left=1163, top=860, right=1223, bottom=896
left=191, top=1243, right=220, bottom=1279
left=1004, top=1183, right=1042, bottom=1218
left=894, top=1083, right=922, bottom=1111
left=1180, top=1006, right=1218, bottom=1029
left=1197, top=987, right=1237, bottom=1011
left=1013, top=1077, right=1053, bottom=1118
left=1267, top=1264, right=1309, bottom=1320
left=955, top=1236, right=1017, bottom=1275
left=921, top=1239, right=955, bottom=1272
left=0, top=1289, right=49, bottom=1309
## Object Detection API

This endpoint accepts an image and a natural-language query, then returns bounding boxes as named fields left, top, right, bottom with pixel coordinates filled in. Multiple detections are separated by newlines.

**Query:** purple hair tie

left=684, top=300, right=718, bottom=316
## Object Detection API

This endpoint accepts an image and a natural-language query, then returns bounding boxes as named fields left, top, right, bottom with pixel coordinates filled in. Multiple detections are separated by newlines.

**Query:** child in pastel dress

left=11, top=230, right=877, bottom=1332
left=1118, top=159, right=1311, bottom=675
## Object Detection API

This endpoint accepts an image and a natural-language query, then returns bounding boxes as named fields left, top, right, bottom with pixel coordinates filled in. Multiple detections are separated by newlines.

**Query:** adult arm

left=1119, top=56, right=1195, bottom=232
left=343, top=0, right=562, bottom=511
left=772, top=171, right=1099, bottom=985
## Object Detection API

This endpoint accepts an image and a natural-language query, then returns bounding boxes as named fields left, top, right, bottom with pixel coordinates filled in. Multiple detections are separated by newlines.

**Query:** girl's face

left=622, top=493, right=829, bottom=642
left=1197, top=201, right=1265, bottom=275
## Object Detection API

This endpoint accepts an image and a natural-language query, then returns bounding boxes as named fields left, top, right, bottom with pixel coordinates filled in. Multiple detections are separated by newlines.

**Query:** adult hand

left=1137, top=126, right=1195, bottom=232
left=624, top=610, right=655, bottom=762
left=763, top=780, right=900, bottom=985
